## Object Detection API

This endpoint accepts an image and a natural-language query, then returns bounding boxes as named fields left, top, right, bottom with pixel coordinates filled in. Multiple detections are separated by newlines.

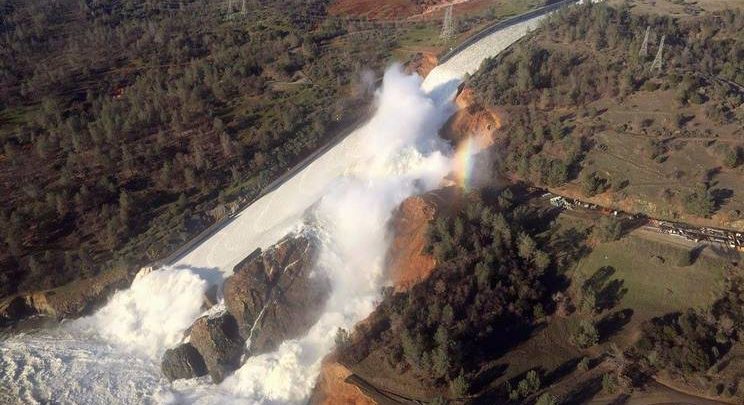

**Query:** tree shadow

left=597, top=279, right=627, bottom=311
left=562, top=374, right=603, bottom=404
left=583, top=266, right=626, bottom=312
left=470, top=362, right=509, bottom=394
left=551, top=227, right=592, bottom=270
left=710, top=188, right=733, bottom=212
left=705, top=167, right=722, bottom=184
left=583, top=266, right=615, bottom=293
left=622, top=213, right=650, bottom=234
left=543, top=357, right=581, bottom=386
left=689, top=245, right=706, bottom=265
left=608, top=393, right=631, bottom=404
left=597, top=308, right=634, bottom=342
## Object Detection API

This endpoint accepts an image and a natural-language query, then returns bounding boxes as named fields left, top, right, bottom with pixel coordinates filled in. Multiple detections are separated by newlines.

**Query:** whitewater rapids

left=0, top=12, right=549, bottom=405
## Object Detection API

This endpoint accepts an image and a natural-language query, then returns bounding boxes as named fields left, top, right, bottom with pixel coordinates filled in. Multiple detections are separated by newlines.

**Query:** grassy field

left=579, top=88, right=744, bottom=228
left=392, top=0, right=548, bottom=57
left=572, top=235, right=728, bottom=320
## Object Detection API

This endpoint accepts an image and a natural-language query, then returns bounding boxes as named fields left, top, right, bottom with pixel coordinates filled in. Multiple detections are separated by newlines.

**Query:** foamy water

left=0, top=10, right=554, bottom=404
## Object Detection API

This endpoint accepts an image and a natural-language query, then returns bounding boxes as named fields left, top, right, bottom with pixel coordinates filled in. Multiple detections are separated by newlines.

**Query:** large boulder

left=189, top=312, right=244, bottom=383
left=161, top=232, right=328, bottom=383
left=162, top=343, right=208, bottom=381
left=223, top=234, right=330, bottom=355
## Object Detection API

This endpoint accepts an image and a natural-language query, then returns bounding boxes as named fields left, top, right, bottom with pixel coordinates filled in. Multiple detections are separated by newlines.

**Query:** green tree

left=601, top=373, right=618, bottom=393
left=401, top=329, right=423, bottom=367
left=723, top=146, right=742, bottom=168
left=683, top=186, right=715, bottom=217
left=580, top=289, right=597, bottom=314
left=581, top=171, right=606, bottom=197
left=572, top=319, right=600, bottom=348
left=518, top=233, right=537, bottom=260
left=449, top=369, right=469, bottom=397
left=536, top=393, right=559, bottom=405
left=593, top=216, right=622, bottom=242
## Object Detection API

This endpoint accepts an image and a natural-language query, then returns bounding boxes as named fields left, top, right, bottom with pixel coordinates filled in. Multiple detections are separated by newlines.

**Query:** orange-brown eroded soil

left=441, top=87, right=504, bottom=144
left=386, top=187, right=461, bottom=292
left=310, top=355, right=376, bottom=405
left=404, top=52, right=439, bottom=78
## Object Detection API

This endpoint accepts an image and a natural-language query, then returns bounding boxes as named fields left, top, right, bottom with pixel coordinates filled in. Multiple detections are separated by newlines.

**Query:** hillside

left=331, top=1, right=744, bottom=403
left=467, top=0, right=744, bottom=229
left=0, top=0, right=395, bottom=299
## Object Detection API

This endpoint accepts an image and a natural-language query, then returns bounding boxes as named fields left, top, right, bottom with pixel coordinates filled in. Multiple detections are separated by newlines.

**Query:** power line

left=639, top=26, right=650, bottom=58
left=650, top=34, right=665, bottom=71
left=440, top=5, right=454, bottom=42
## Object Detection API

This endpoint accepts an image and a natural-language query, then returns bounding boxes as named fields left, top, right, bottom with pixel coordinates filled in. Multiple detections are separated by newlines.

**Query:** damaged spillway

left=0, top=8, right=554, bottom=405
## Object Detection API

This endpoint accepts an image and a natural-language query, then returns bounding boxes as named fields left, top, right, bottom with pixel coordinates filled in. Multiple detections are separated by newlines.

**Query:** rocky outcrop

left=189, top=312, right=244, bottom=383
left=224, top=235, right=329, bottom=355
left=440, top=87, right=503, bottom=144
left=386, top=188, right=460, bottom=292
left=161, top=232, right=327, bottom=383
left=0, top=266, right=135, bottom=327
left=162, top=343, right=208, bottom=381
left=405, top=52, right=438, bottom=78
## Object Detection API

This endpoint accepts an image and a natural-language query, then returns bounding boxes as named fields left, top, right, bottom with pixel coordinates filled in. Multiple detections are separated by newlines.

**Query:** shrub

left=449, top=370, right=470, bottom=397
left=723, top=146, right=742, bottom=168
left=581, top=171, right=607, bottom=197
left=602, top=373, right=618, bottom=393
left=593, top=216, right=623, bottom=242
left=683, top=187, right=715, bottom=217
left=536, top=393, right=559, bottom=405
left=572, top=319, right=600, bottom=348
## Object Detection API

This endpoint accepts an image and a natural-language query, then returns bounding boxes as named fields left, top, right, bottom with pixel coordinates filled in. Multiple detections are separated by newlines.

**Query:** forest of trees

left=0, top=0, right=398, bottom=298
left=339, top=188, right=588, bottom=400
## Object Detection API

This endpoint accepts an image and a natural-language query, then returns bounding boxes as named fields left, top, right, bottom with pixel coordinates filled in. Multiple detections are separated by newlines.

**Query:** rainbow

left=453, top=136, right=478, bottom=191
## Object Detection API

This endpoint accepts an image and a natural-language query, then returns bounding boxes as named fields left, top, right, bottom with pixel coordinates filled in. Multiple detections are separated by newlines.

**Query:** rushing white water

left=0, top=11, right=553, bottom=405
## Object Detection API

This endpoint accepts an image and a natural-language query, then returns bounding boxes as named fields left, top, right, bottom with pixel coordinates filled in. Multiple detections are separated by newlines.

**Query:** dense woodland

left=468, top=3, right=743, bottom=217
left=338, top=188, right=588, bottom=400
left=0, top=0, right=397, bottom=298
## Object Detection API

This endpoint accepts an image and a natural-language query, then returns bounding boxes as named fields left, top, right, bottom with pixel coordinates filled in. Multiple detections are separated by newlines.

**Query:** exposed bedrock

left=0, top=266, right=135, bottom=328
left=161, top=342, right=208, bottom=381
left=161, top=232, right=329, bottom=382
left=189, top=312, right=244, bottom=383
left=224, top=234, right=329, bottom=355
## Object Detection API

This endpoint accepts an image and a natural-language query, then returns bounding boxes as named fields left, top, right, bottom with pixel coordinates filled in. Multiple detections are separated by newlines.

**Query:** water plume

left=165, top=64, right=457, bottom=404
left=72, top=268, right=209, bottom=359
left=0, top=7, right=551, bottom=395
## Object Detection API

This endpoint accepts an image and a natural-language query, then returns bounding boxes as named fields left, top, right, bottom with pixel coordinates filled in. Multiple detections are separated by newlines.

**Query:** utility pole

left=440, top=5, right=455, bottom=42
left=639, top=26, right=650, bottom=58
left=650, top=35, right=665, bottom=71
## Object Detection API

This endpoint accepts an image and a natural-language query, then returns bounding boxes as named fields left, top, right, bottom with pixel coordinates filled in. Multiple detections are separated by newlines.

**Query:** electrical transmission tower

left=440, top=5, right=455, bottom=42
left=639, top=26, right=650, bottom=58
left=650, top=35, right=665, bottom=71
